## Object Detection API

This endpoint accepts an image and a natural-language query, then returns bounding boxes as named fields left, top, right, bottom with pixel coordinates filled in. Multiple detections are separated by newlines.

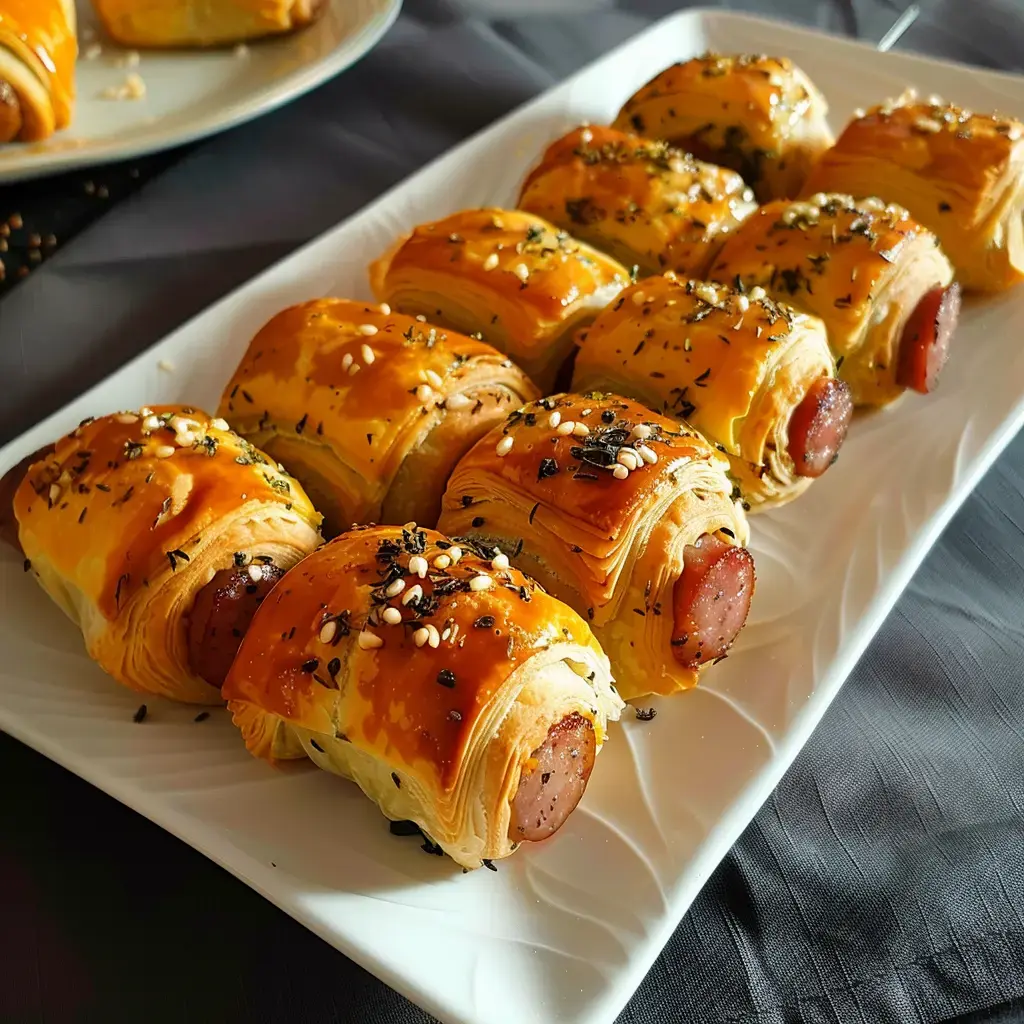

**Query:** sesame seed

left=48, top=484, right=61, bottom=502
left=548, top=411, right=561, bottom=428
left=735, top=295, right=750, bottom=313
left=210, top=417, right=229, bottom=431
left=556, top=420, right=576, bottom=435
left=631, top=424, right=652, bottom=440
left=572, top=423, right=590, bottom=437
left=358, top=324, right=378, bottom=336
left=495, top=436, right=514, bottom=457
left=580, top=127, right=593, bottom=143
left=427, top=624, right=441, bottom=648
left=155, top=445, right=175, bottom=459
left=175, top=431, right=196, bottom=447
left=448, top=546, right=463, bottom=564
left=749, top=286, right=766, bottom=301
left=341, top=353, right=353, bottom=371
left=617, top=449, right=640, bottom=470
left=409, top=555, right=428, bottom=578
left=613, top=464, right=630, bottom=480
left=581, top=408, right=592, bottom=416
left=403, top=521, right=417, bottom=530
left=358, top=630, right=383, bottom=650
left=415, top=314, right=427, bottom=322
left=379, top=303, right=391, bottom=315
left=433, top=554, right=452, bottom=569
left=413, top=627, right=429, bottom=647
left=319, top=620, right=337, bottom=644
left=348, top=363, right=361, bottom=376
left=492, top=553, right=510, bottom=570
left=385, top=578, right=406, bottom=597
left=361, top=344, right=375, bottom=365
left=402, top=584, right=423, bottom=605
left=415, top=384, right=433, bottom=403
left=631, top=291, right=646, bottom=306
left=441, top=627, right=451, bottom=641
left=248, top=564, right=263, bottom=582
left=115, top=413, right=138, bottom=424
left=142, top=415, right=161, bottom=433
left=445, top=394, right=472, bottom=410
left=483, top=253, right=499, bottom=271
left=139, top=407, right=153, bottom=417
left=469, top=575, right=494, bottom=592
left=382, top=607, right=403, bottom=625
left=513, top=263, right=529, bottom=282
left=425, top=369, right=444, bottom=390
left=637, top=444, right=658, bottom=465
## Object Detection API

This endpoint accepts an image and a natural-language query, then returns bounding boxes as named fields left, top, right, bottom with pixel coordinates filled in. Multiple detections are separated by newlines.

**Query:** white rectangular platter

left=3, top=10, right=1024, bottom=1024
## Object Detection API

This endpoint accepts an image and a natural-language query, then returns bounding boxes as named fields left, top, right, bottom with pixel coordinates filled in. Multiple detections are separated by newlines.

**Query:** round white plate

left=0, top=0, right=402, bottom=184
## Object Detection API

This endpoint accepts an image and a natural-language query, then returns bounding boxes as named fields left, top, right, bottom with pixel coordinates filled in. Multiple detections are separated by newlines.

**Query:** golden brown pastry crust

left=13, top=406, right=322, bottom=703
left=369, top=208, right=630, bottom=391
left=438, top=392, right=750, bottom=699
left=518, top=125, right=757, bottom=279
left=223, top=524, right=623, bottom=869
left=0, top=0, right=76, bottom=141
left=91, top=0, right=324, bottom=47
left=218, top=299, right=539, bottom=536
left=709, top=194, right=954, bottom=406
left=612, top=53, right=833, bottom=202
left=803, top=97, right=1024, bottom=292
left=573, top=275, right=835, bottom=508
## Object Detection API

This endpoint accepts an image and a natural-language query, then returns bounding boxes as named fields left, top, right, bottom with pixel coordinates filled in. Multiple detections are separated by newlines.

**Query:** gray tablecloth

left=2, top=2, right=1024, bottom=1022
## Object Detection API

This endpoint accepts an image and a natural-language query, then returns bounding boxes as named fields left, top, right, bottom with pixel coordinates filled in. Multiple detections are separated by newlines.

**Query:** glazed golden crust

left=0, top=0, right=76, bottom=141
left=369, top=208, right=630, bottom=391
left=709, top=194, right=954, bottom=406
left=804, top=98, right=1024, bottom=292
left=14, top=406, right=322, bottom=703
left=91, top=0, right=324, bottom=47
left=518, top=125, right=757, bottom=279
left=223, top=524, right=623, bottom=869
left=218, top=299, right=539, bottom=535
left=573, top=275, right=835, bottom=508
left=612, top=53, right=833, bottom=202
left=438, top=392, right=750, bottom=699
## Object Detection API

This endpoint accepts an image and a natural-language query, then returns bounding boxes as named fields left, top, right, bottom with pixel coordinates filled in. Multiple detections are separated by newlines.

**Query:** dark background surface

left=3, top=2, right=1024, bottom=1022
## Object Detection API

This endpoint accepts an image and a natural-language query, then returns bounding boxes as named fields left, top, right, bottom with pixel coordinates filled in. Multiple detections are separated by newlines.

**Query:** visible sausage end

left=671, top=534, right=755, bottom=669
left=788, top=377, right=854, bottom=478
left=187, top=564, right=285, bottom=689
left=896, top=283, right=961, bottom=395
left=509, top=712, right=596, bottom=842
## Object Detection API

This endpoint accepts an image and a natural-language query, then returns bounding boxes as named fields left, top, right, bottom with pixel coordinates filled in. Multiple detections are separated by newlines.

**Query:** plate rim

left=0, top=0, right=403, bottom=185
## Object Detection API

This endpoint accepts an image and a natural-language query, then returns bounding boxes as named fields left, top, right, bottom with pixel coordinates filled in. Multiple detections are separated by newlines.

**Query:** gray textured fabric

left=1, top=2, right=1024, bottom=1023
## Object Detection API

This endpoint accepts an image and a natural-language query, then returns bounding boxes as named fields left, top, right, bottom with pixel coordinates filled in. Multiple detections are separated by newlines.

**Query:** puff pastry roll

left=0, top=0, right=76, bottom=142
left=91, top=0, right=323, bottom=47
left=803, top=96, right=1024, bottom=292
left=219, top=299, right=538, bottom=537
left=369, top=208, right=630, bottom=391
left=438, top=393, right=753, bottom=699
left=223, top=524, right=623, bottom=869
left=2, top=406, right=321, bottom=703
left=517, top=125, right=757, bottom=279
left=710, top=194, right=960, bottom=407
left=573, top=276, right=851, bottom=509
left=613, top=53, right=833, bottom=203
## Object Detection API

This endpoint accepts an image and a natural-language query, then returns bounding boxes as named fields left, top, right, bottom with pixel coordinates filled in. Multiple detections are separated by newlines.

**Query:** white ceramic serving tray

left=2, top=10, right=1024, bottom=1024
left=0, top=0, right=401, bottom=183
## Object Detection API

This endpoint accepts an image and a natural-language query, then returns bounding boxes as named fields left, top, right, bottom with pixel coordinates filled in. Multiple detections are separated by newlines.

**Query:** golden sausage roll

left=613, top=53, right=833, bottom=202
left=218, top=299, right=538, bottom=537
left=91, top=0, right=324, bottom=47
left=438, top=393, right=753, bottom=699
left=369, top=208, right=630, bottom=391
left=517, top=125, right=757, bottom=279
left=223, top=524, right=624, bottom=869
left=5, top=406, right=321, bottom=703
left=0, top=0, right=76, bottom=142
left=710, top=194, right=960, bottom=407
left=573, top=276, right=851, bottom=509
left=803, top=95, right=1024, bottom=292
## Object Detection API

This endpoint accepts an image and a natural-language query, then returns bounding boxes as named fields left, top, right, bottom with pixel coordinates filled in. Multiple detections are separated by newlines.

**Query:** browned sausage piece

left=0, top=444, right=55, bottom=553
left=187, top=564, right=285, bottom=688
left=787, top=377, right=854, bottom=478
left=671, top=533, right=755, bottom=668
left=896, top=283, right=962, bottom=395
left=509, top=712, right=596, bottom=842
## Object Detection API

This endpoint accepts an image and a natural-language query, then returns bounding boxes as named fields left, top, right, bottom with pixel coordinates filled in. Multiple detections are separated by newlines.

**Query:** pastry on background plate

left=91, top=0, right=325, bottom=48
